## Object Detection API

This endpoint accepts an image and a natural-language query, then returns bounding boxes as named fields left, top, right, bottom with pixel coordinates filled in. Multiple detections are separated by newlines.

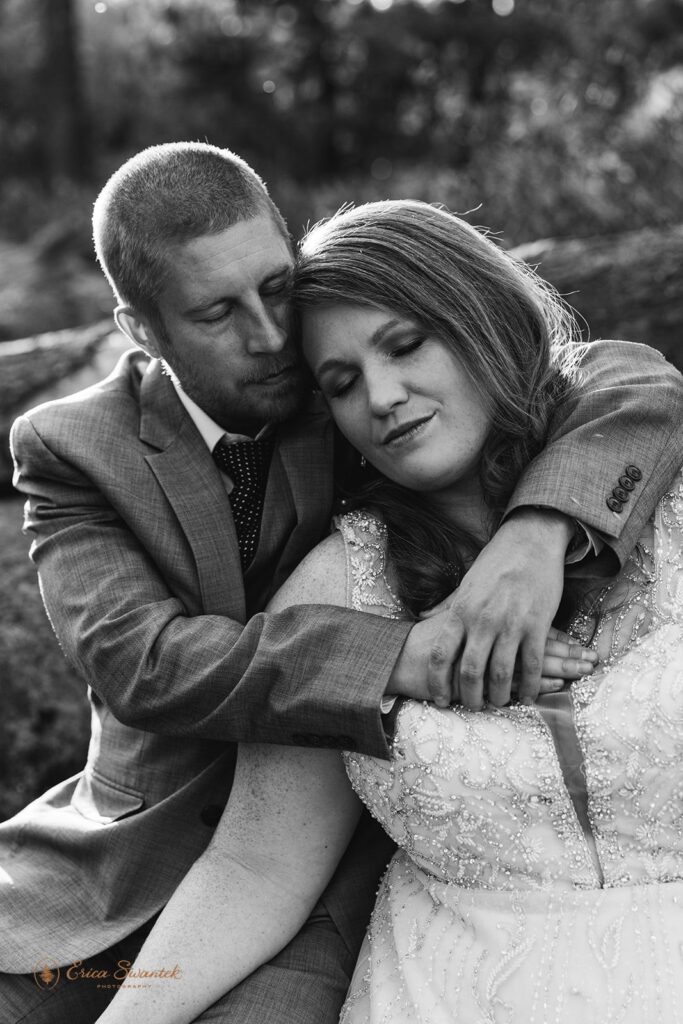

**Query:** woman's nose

left=366, top=370, right=409, bottom=415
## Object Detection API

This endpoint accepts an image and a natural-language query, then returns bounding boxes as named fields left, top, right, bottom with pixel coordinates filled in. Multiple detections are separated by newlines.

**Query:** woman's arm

left=97, top=744, right=361, bottom=1024
left=96, top=534, right=362, bottom=1024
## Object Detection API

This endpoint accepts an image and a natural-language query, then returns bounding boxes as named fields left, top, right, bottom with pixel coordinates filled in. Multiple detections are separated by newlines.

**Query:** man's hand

left=388, top=508, right=584, bottom=708
left=388, top=620, right=596, bottom=707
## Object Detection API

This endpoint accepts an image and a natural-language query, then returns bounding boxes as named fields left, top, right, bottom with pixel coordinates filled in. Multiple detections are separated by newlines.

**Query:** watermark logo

left=31, top=958, right=182, bottom=991
left=32, top=960, right=61, bottom=991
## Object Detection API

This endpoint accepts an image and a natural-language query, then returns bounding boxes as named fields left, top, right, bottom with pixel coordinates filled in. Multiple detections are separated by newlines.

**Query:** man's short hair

left=93, top=141, right=290, bottom=324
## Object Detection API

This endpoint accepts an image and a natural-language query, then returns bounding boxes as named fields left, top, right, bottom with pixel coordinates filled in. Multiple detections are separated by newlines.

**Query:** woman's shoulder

left=267, top=507, right=400, bottom=616
left=267, top=529, right=349, bottom=611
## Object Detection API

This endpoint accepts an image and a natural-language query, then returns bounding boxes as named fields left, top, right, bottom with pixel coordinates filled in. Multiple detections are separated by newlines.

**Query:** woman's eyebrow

left=370, top=318, right=403, bottom=344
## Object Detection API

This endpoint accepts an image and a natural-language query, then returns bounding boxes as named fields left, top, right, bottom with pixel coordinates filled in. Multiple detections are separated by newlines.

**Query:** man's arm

left=506, top=340, right=683, bottom=566
left=11, top=413, right=411, bottom=759
left=95, top=745, right=360, bottom=1024
left=13, top=340, right=681, bottom=738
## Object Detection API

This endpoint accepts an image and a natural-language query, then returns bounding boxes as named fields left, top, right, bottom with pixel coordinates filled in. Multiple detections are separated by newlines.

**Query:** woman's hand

left=515, top=625, right=597, bottom=699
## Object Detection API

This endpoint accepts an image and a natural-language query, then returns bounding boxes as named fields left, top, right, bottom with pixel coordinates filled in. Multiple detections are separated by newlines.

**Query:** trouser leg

left=0, top=900, right=356, bottom=1024
left=192, top=899, right=356, bottom=1024
left=0, top=917, right=156, bottom=1024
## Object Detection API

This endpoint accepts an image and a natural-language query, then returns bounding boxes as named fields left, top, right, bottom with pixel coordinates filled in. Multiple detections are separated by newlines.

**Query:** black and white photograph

left=1, top=1, right=683, bottom=1021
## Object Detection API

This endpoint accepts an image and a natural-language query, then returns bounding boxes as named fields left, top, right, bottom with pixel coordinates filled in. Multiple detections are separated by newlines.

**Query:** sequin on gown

left=335, top=470, right=683, bottom=1024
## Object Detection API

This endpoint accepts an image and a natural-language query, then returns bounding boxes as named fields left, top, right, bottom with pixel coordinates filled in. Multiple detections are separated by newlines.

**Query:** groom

left=1, top=141, right=681, bottom=1023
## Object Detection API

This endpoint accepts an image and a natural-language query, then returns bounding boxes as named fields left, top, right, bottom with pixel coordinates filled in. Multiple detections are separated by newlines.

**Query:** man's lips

left=381, top=413, right=435, bottom=446
left=253, top=363, right=299, bottom=385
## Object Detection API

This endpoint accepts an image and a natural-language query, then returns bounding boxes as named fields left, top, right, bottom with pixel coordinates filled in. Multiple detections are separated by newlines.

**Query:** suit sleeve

left=10, top=415, right=411, bottom=759
left=504, top=340, right=683, bottom=568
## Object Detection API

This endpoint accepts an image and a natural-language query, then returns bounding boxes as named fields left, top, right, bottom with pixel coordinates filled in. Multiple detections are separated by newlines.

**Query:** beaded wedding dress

left=335, top=472, right=683, bottom=1024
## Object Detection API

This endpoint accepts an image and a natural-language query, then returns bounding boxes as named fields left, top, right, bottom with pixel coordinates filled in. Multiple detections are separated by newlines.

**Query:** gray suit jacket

left=1, top=341, right=681, bottom=972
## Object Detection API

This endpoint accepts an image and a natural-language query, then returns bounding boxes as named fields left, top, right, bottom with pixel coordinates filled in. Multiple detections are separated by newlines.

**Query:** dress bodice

left=337, top=474, right=683, bottom=893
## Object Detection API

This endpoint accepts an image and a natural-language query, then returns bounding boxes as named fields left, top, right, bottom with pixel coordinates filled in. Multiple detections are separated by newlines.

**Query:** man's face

left=150, top=214, right=308, bottom=435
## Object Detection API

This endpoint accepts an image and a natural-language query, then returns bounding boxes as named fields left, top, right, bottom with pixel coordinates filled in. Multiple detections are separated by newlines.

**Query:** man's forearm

left=504, top=506, right=575, bottom=551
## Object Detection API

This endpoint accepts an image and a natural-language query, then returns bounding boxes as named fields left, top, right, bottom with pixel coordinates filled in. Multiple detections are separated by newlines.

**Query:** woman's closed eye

left=327, top=374, right=358, bottom=400
left=391, top=336, right=425, bottom=358
left=324, top=338, right=425, bottom=399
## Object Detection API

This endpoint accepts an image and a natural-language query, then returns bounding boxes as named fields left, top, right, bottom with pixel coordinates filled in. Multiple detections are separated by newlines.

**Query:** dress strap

left=653, top=467, right=683, bottom=623
left=333, top=510, right=404, bottom=619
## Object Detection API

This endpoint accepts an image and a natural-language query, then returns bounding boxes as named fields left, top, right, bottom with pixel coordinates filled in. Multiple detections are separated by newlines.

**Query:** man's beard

left=152, top=311, right=311, bottom=434
left=164, top=350, right=311, bottom=436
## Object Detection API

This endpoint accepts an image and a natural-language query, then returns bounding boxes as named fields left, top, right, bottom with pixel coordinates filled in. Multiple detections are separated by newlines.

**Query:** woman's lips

left=381, top=413, right=435, bottom=447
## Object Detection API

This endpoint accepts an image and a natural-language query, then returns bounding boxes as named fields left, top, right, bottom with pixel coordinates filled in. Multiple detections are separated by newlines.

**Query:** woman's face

left=301, top=303, right=493, bottom=501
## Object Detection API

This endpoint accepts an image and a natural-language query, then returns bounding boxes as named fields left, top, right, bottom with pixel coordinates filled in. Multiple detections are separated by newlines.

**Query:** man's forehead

left=159, top=216, right=292, bottom=300
left=172, top=215, right=291, bottom=268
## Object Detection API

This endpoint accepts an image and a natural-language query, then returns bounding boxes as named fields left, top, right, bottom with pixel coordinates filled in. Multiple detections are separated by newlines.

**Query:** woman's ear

left=114, top=306, right=162, bottom=359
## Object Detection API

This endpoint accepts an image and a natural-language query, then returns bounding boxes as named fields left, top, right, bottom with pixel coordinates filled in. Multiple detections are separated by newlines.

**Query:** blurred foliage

left=0, top=498, right=90, bottom=820
left=2, top=0, right=683, bottom=249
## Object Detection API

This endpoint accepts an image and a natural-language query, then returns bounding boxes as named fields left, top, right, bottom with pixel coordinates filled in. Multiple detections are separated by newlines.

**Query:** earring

left=360, top=455, right=367, bottom=469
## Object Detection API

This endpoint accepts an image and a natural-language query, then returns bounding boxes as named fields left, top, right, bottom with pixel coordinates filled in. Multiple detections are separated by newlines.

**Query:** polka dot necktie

left=212, top=436, right=275, bottom=570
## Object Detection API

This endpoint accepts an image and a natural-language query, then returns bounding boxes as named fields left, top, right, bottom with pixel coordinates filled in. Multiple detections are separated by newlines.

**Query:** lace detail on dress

left=655, top=472, right=683, bottom=621
left=566, top=474, right=683, bottom=661
left=334, top=511, right=403, bottom=619
left=345, top=699, right=599, bottom=891
left=570, top=475, right=683, bottom=887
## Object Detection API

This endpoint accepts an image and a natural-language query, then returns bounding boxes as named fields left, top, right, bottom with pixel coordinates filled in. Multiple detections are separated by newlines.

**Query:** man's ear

left=115, top=306, right=162, bottom=359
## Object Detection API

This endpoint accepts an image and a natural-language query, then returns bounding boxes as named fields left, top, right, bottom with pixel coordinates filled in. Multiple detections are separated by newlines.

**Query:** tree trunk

left=0, top=320, right=117, bottom=489
left=39, top=0, right=90, bottom=184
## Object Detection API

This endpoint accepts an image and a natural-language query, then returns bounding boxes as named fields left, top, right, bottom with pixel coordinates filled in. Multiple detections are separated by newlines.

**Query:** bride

left=97, top=201, right=683, bottom=1023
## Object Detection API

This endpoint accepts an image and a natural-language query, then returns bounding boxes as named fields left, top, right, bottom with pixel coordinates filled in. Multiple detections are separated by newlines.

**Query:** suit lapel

left=138, top=364, right=334, bottom=616
left=139, top=361, right=246, bottom=621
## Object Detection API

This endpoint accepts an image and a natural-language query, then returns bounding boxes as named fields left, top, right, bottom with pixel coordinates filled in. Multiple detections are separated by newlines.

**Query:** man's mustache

left=242, top=356, right=303, bottom=386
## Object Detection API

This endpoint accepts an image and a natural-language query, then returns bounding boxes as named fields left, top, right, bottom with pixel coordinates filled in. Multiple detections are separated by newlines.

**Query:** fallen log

left=512, top=225, right=683, bottom=373
left=0, top=318, right=120, bottom=488
left=0, top=318, right=115, bottom=412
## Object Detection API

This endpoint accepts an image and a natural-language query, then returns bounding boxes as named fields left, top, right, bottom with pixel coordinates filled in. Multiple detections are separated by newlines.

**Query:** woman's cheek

left=335, top=401, right=363, bottom=449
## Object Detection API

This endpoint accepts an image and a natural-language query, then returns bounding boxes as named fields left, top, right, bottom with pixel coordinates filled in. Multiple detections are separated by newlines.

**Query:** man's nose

left=245, top=301, right=287, bottom=354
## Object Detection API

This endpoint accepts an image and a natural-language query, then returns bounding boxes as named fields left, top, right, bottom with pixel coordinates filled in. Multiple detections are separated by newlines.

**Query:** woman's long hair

left=294, top=200, right=584, bottom=615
